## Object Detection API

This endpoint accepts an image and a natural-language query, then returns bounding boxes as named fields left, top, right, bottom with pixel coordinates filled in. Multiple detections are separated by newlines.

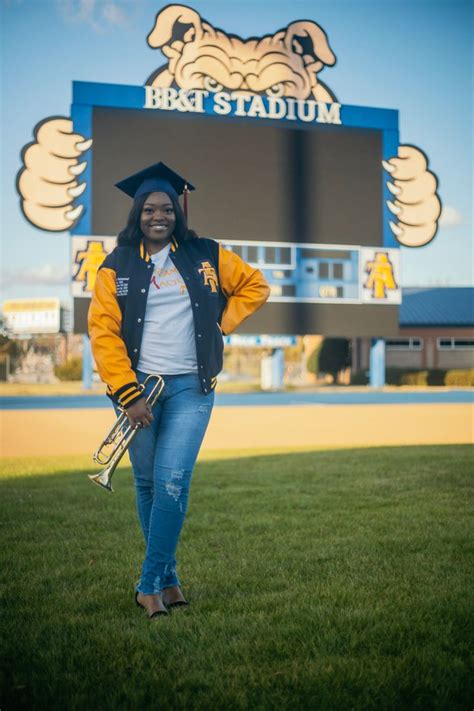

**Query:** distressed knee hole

left=165, top=469, right=185, bottom=501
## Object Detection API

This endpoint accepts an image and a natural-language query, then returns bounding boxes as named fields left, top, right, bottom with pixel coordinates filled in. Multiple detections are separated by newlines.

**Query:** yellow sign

left=73, top=240, right=108, bottom=293
left=2, top=298, right=61, bottom=334
left=3, top=298, right=59, bottom=313
left=363, top=252, right=398, bottom=299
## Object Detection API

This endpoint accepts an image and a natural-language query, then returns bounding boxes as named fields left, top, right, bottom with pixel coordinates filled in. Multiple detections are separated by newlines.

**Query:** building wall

left=436, top=348, right=474, bottom=369
left=354, top=328, right=474, bottom=372
left=385, top=350, right=424, bottom=369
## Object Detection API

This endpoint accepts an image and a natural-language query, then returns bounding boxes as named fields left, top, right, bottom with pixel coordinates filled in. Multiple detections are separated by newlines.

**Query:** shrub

left=54, top=357, right=82, bottom=381
left=306, top=343, right=322, bottom=376
left=445, top=368, right=474, bottom=386
left=427, top=369, right=448, bottom=385
left=399, top=369, right=429, bottom=386
left=350, top=370, right=369, bottom=385
left=350, top=367, right=474, bottom=386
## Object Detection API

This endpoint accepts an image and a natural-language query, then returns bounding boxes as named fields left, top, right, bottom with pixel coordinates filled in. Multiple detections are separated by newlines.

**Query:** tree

left=318, top=338, right=351, bottom=383
left=0, top=318, right=22, bottom=380
left=306, top=343, right=322, bottom=376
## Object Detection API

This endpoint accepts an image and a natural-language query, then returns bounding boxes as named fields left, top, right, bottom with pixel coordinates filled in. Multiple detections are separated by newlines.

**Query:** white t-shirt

left=136, top=243, right=198, bottom=374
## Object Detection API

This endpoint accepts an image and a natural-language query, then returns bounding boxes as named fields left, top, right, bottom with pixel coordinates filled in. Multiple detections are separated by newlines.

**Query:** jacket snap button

left=137, top=318, right=142, bottom=323
left=141, top=288, right=146, bottom=293
left=197, top=333, right=202, bottom=338
left=200, top=365, right=204, bottom=369
left=133, top=348, right=138, bottom=353
left=194, top=303, right=199, bottom=307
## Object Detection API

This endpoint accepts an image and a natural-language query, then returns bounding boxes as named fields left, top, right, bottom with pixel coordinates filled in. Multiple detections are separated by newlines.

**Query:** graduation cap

left=115, top=161, right=195, bottom=215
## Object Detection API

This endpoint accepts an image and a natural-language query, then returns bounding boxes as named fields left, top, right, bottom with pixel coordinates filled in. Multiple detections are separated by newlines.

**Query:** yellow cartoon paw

left=383, top=144, right=441, bottom=248
left=17, top=117, right=92, bottom=232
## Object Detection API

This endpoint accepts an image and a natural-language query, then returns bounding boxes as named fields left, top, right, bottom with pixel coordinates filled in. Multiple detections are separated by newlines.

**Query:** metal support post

left=82, top=333, right=93, bottom=390
left=369, top=338, right=385, bottom=387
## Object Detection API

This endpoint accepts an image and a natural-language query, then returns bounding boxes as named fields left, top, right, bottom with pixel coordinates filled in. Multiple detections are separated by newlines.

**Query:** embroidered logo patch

left=197, top=261, right=218, bottom=293
left=116, top=277, right=129, bottom=296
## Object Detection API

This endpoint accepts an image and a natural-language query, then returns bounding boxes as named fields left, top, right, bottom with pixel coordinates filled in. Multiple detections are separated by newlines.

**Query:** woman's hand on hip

left=126, top=397, right=154, bottom=429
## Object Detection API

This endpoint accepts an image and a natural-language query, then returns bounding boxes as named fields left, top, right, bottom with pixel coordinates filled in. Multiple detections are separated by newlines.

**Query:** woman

left=88, top=161, right=270, bottom=619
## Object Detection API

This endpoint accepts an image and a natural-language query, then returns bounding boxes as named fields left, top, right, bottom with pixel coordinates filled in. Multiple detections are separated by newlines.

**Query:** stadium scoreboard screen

left=71, top=82, right=400, bottom=336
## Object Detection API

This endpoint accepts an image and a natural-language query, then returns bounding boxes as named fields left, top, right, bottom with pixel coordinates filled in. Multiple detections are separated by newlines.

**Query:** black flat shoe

left=135, top=591, right=169, bottom=618
left=162, top=586, right=189, bottom=609
left=165, top=599, right=189, bottom=610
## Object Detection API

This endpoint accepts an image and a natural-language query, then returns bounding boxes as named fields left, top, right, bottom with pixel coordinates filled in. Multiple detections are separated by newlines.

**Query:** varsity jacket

left=88, top=235, right=270, bottom=409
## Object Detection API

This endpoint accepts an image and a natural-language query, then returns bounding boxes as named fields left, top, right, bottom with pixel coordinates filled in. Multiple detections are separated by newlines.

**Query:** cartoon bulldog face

left=17, top=4, right=441, bottom=245
left=146, top=4, right=337, bottom=102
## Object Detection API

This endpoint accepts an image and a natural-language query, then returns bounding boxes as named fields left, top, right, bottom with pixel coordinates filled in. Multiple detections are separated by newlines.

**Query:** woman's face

left=140, top=192, right=176, bottom=248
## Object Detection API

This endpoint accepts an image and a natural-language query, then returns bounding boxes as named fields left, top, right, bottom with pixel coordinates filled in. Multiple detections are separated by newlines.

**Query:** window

left=265, top=247, right=276, bottom=264
left=228, top=245, right=242, bottom=257
left=247, top=245, right=258, bottom=263
left=319, top=262, right=329, bottom=279
left=437, top=338, right=474, bottom=350
left=386, top=338, right=423, bottom=351
left=225, top=243, right=294, bottom=268
left=318, top=261, right=344, bottom=280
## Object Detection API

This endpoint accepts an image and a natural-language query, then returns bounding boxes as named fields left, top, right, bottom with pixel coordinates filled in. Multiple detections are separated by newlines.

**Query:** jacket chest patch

left=116, top=277, right=129, bottom=296
left=196, top=260, right=218, bottom=294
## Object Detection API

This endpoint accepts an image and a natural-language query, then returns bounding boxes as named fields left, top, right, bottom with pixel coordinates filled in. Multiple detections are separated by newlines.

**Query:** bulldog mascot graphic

left=17, top=4, right=441, bottom=248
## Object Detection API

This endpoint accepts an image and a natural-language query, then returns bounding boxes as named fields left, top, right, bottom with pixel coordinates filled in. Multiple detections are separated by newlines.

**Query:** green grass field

left=1, top=445, right=473, bottom=710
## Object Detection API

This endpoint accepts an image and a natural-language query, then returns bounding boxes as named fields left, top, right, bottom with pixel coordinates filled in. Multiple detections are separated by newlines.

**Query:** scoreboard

left=71, top=81, right=400, bottom=336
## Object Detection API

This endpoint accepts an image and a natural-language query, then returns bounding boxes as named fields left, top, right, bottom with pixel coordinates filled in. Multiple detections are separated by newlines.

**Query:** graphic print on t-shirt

left=151, top=265, right=187, bottom=294
left=137, top=243, right=198, bottom=374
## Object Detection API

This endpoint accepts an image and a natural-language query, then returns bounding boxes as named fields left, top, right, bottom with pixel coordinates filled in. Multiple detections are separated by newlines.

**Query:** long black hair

left=117, top=191, right=192, bottom=247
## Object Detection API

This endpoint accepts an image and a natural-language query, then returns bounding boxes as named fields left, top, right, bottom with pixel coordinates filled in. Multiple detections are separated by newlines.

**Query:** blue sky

left=1, top=0, right=472, bottom=303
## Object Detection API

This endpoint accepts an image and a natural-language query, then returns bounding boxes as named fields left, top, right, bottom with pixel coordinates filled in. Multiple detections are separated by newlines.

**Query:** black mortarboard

left=115, top=162, right=195, bottom=201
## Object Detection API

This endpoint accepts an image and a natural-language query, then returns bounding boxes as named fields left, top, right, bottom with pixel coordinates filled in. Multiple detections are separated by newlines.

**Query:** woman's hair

left=117, top=191, right=192, bottom=247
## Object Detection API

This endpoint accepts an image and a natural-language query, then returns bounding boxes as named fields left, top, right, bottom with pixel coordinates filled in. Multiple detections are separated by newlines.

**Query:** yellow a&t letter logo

left=363, top=252, right=398, bottom=299
left=198, top=261, right=218, bottom=293
left=74, top=240, right=108, bottom=293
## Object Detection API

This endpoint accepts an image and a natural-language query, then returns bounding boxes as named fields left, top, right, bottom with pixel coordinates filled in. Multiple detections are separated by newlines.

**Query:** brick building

left=352, top=287, right=474, bottom=373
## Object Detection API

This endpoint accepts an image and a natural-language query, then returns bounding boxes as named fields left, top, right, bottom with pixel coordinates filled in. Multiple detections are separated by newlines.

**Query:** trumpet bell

left=88, top=471, right=114, bottom=492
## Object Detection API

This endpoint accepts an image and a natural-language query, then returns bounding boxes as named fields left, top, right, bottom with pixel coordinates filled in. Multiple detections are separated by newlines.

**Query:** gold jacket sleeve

left=218, top=245, right=270, bottom=335
left=88, top=268, right=142, bottom=408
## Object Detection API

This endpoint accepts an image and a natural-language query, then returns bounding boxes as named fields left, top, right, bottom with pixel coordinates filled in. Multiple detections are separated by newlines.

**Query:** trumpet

left=88, top=374, right=164, bottom=492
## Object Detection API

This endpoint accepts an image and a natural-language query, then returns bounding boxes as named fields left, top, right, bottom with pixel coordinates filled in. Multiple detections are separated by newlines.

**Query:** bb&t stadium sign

left=144, top=87, right=342, bottom=124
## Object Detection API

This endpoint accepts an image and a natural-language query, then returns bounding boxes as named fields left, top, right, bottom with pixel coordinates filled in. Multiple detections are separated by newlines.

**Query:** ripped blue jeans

left=125, top=371, right=214, bottom=595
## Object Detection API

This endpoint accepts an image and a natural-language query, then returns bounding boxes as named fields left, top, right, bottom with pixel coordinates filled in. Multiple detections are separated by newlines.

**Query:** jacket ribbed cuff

left=114, top=381, right=143, bottom=409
